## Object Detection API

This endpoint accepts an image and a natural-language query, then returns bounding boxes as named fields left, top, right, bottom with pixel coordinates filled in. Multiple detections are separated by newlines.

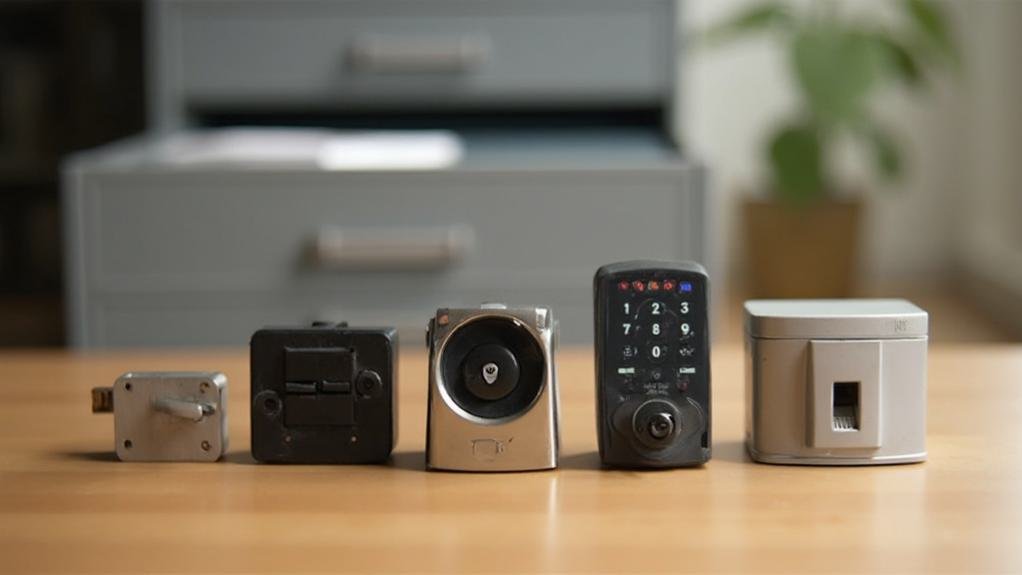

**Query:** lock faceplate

left=106, top=372, right=228, bottom=462
left=808, top=340, right=882, bottom=450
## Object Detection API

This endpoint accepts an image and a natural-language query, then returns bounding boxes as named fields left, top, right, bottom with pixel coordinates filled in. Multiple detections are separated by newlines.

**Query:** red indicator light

left=662, top=280, right=676, bottom=291
left=617, top=280, right=630, bottom=291
left=632, top=280, right=646, bottom=292
left=648, top=280, right=661, bottom=291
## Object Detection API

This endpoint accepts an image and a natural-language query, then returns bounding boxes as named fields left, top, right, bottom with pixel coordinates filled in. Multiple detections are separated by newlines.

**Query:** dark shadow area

left=219, top=449, right=428, bottom=470
left=200, top=106, right=663, bottom=131
left=57, top=450, right=119, bottom=462
left=0, top=2, right=146, bottom=346
left=222, top=450, right=257, bottom=465
left=712, top=439, right=752, bottom=463
left=560, top=449, right=729, bottom=471
left=387, top=450, right=427, bottom=472
left=558, top=450, right=603, bottom=470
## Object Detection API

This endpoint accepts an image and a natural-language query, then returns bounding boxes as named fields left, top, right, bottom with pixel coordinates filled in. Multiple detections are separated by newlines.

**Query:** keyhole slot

left=833, top=381, right=860, bottom=432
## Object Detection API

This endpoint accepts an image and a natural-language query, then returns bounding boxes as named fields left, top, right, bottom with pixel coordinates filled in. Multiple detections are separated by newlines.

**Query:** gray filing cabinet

left=64, top=0, right=709, bottom=347
left=150, top=0, right=676, bottom=129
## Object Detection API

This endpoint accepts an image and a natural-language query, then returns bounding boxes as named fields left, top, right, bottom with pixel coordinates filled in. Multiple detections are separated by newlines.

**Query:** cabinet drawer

left=80, top=169, right=703, bottom=294
left=168, top=0, right=673, bottom=108
left=66, top=131, right=709, bottom=348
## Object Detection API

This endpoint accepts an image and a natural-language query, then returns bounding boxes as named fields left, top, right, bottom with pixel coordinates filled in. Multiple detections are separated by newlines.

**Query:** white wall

left=953, top=1, right=1022, bottom=328
left=956, top=2, right=1022, bottom=248
left=679, top=0, right=965, bottom=285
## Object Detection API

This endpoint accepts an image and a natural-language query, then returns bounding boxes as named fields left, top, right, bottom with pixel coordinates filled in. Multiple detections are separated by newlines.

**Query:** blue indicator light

left=679, top=282, right=693, bottom=293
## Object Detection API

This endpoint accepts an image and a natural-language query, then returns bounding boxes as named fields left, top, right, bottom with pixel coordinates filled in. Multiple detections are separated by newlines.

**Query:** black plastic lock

left=594, top=261, right=712, bottom=468
left=250, top=323, right=397, bottom=464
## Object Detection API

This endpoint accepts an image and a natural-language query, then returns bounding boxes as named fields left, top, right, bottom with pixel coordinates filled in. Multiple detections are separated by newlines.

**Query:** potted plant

left=704, top=0, right=957, bottom=298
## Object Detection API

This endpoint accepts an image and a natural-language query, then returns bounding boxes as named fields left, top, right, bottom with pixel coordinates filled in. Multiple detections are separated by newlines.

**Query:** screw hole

left=124, top=383, right=132, bottom=391
left=263, top=397, right=279, bottom=413
left=123, top=439, right=133, bottom=449
left=200, top=440, right=211, bottom=451
left=200, top=382, right=210, bottom=394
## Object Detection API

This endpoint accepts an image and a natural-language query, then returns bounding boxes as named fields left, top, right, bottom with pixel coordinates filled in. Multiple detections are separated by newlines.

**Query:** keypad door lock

left=594, top=261, right=712, bottom=467
left=91, top=372, right=228, bottom=462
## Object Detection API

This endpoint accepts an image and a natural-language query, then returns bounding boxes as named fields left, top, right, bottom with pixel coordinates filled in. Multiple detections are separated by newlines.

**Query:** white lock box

left=744, top=299, right=928, bottom=465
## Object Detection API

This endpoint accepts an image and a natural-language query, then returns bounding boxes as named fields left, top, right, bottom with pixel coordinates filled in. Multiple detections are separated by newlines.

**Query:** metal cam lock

left=91, top=372, right=228, bottom=462
left=426, top=304, right=560, bottom=472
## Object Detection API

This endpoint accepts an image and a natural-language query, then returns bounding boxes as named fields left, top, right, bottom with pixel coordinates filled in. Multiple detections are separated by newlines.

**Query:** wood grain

left=1, top=345, right=1021, bottom=573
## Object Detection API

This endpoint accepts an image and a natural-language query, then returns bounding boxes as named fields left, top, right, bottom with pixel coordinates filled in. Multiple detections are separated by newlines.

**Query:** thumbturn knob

left=648, top=412, right=675, bottom=440
left=462, top=344, right=520, bottom=401
left=356, top=369, right=383, bottom=396
left=631, top=399, right=683, bottom=449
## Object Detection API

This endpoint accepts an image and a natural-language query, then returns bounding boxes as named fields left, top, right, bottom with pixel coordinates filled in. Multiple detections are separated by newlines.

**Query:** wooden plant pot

left=743, top=198, right=862, bottom=299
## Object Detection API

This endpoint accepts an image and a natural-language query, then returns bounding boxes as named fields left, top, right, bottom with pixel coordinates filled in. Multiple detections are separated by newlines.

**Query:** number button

left=679, top=301, right=690, bottom=315
left=638, top=300, right=666, bottom=321
left=639, top=300, right=676, bottom=340
left=650, top=316, right=677, bottom=340
left=647, top=343, right=669, bottom=363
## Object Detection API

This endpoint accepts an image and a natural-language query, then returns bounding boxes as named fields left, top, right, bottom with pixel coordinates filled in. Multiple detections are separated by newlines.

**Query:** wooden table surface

left=1, top=345, right=1021, bottom=573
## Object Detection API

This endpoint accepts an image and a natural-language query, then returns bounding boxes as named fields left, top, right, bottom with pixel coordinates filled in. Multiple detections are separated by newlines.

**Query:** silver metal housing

left=426, top=305, right=559, bottom=471
left=744, top=299, right=927, bottom=466
left=112, top=371, right=228, bottom=462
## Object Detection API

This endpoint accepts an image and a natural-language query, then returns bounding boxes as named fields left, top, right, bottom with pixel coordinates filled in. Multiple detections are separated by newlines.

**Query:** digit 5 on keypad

left=593, top=261, right=711, bottom=467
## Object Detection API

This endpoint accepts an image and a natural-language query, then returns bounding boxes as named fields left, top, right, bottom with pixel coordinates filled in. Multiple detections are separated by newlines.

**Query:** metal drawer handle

left=347, top=35, right=491, bottom=73
left=311, top=225, right=474, bottom=270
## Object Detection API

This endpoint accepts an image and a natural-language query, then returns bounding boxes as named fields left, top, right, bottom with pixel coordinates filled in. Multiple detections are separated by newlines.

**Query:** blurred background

left=0, top=0, right=1018, bottom=348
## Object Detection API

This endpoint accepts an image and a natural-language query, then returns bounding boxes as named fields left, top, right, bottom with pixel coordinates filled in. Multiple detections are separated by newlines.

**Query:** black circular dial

left=440, top=317, right=546, bottom=420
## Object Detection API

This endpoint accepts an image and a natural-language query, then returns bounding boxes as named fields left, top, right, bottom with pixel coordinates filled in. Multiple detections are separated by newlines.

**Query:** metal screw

left=199, top=382, right=210, bottom=394
left=200, top=440, right=211, bottom=451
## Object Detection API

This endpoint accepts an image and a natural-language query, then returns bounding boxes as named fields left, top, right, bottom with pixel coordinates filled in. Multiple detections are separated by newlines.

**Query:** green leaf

left=903, top=0, right=957, bottom=60
left=872, top=32, right=924, bottom=88
left=791, top=27, right=887, bottom=126
left=864, top=125, right=903, bottom=182
left=768, top=124, right=825, bottom=203
left=701, top=3, right=793, bottom=45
